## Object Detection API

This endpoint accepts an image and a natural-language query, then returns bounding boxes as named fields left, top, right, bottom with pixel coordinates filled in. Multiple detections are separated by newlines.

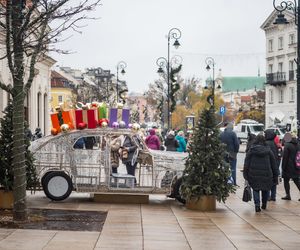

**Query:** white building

left=0, top=55, right=56, bottom=136
left=261, top=10, right=297, bottom=128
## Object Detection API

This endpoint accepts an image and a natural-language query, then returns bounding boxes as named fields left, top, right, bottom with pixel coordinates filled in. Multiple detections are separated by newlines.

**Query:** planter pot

left=0, top=190, right=13, bottom=209
left=186, top=195, right=216, bottom=211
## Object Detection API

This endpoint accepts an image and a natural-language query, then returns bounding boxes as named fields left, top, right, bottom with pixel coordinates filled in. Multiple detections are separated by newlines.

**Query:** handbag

left=119, top=147, right=128, bottom=161
left=242, top=181, right=252, bottom=202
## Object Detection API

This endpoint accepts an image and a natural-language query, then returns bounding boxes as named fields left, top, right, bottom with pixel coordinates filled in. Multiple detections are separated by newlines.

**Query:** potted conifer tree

left=0, top=101, right=38, bottom=208
left=180, top=107, right=235, bottom=211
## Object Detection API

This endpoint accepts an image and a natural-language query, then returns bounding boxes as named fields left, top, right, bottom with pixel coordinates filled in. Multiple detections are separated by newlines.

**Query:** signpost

left=186, top=115, right=195, bottom=133
left=219, top=106, right=226, bottom=116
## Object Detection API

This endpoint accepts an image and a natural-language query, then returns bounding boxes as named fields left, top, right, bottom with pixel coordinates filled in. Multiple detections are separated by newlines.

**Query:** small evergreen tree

left=0, top=101, right=38, bottom=191
left=180, top=107, right=235, bottom=202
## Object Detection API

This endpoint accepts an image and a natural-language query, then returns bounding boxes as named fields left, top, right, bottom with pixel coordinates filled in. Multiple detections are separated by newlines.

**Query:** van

left=234, top=119, right=264, bottom=143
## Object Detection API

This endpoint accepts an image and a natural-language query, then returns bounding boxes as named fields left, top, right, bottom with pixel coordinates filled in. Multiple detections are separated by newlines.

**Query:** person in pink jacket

left=145, top=129, right=160, bottom=150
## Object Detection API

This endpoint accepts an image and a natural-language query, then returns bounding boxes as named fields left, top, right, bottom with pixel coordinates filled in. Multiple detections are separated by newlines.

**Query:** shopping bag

left=242, top=181, right=252, bottom=202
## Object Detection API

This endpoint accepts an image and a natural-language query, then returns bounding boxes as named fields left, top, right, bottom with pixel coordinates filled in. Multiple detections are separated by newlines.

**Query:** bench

left=110, top=173, right=135, bottom=189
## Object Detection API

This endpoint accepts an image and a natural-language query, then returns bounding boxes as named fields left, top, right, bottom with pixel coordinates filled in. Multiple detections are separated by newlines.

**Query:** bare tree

left=0, top=0, right=101, bottom=221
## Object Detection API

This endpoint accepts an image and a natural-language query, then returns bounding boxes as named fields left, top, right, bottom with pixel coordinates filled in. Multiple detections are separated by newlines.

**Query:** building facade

left=261, top=10, right=297, bottom=128
left=0, top=56, right=55, bottom=136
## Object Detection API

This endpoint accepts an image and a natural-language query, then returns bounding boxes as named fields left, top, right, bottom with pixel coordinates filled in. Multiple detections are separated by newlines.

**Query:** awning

left=269, top=111, right=285, bottom=121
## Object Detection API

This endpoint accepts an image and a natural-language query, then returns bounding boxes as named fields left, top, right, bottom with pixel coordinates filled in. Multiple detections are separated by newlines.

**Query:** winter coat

left=265, top=129, right=280, bottom=168
left=243, top=144, right=278, bottom=191
left=282, top=138, right=300, bottom=179
left=220, top=128, right=240, bottom=159
left=176, top=135, right=187, bottom=152
left=165, top=134, right=179, bottom=151
left=145, top=129, right=160, bottom=150
left=110, top=136, right=121, bottom=169
left=122, top=135, right=137, bottom=164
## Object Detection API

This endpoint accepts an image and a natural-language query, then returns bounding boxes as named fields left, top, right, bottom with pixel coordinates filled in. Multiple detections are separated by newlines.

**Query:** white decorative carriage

left=30, top=128, right=187, bottom=201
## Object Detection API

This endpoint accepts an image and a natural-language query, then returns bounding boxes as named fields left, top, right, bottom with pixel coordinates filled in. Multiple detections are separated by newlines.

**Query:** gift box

left=62, top=110, right=75, bottom=129
left=98, top=103, right=108, bottom=120
left=109, top=108, right=130, bottom=127
left=75, top=109, right=83, bottom=129
left=51, top=113, right=61, bottom=132
left=87, top=109, right=98, bottom=129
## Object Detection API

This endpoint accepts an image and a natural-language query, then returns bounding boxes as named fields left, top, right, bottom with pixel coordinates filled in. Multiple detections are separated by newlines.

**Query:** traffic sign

left=220, top=106, right=226, bottom=116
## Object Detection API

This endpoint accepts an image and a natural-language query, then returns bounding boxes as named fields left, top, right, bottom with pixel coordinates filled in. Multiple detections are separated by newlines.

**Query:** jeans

left=126, top=162, right=137, bottom=183
left=229, top=158, right=237, bottom=185
left=253, top=189, right=269, bottom=207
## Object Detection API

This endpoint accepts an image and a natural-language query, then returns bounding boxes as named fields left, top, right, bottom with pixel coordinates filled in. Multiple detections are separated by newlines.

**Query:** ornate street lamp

left=156, top=55, right=182, bottom=129
left=116, top=61, right=127, bottom=103
left=273, top=0, right=300, bottom=136
left=205, top=57, right=219, bottom=107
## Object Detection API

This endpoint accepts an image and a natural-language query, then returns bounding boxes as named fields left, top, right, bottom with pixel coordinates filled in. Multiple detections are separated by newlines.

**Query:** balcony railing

left=266, top=72, right=286, bottom=86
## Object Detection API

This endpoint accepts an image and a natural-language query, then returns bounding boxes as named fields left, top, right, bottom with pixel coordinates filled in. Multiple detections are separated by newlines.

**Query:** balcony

left=266, top=72, right=286, bottom=86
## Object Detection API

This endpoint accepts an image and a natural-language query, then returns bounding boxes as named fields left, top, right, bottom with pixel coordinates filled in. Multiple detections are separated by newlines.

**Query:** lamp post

left=156, top=54, right=182, bottom=130
left=273, top=0, right=300, bottom=137
left=156, top=28, right=181, bottom=130
left=116, top=61, right=127, bottom=103
left=205, top=57, right=216, bottom=107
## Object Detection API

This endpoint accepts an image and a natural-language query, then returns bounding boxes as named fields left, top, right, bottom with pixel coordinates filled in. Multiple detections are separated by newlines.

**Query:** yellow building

left=50, top=70, right=77, bottom=111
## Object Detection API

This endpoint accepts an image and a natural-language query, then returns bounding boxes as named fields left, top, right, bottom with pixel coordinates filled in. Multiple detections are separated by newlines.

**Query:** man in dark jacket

left=220, top=122, right=240, bottom=185
left=281, top=133, right=300, bottom=201
left=265, top=129, right=280, bottom=201
left=164, top=131, right=179, bottom=151
left=243, top=134, right=279, bottom=212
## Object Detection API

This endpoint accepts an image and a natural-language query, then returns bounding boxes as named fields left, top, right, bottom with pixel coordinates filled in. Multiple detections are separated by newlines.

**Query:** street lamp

left=205, top=57, right=219, bottom=107
left=273, top=0, right=300, bottom=136
left=116, top=61, right=127, bottom=103
left=156, top=55, right=182, bottom=129
left=155, top=28, right=181, bottom=130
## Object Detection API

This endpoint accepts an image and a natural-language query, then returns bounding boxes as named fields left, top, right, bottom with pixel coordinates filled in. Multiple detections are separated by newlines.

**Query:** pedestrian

left=265, top=129, right=280, bottom=201
left=145, top=129, right=160, bottom=150
left=175, top=131, right=187, bottom=152
left=122, top=134, right=138, bottom=182
left=164, top=130, right=179, bottom=151
left=281, top=132, right=300, bottom=201
left=220, top=122, right=240, bottom=185
left=243, top=134, right=279, bottom=212
left=109, top=135, right=122, bottom=174
left=246, top=133, right=256, bottom=153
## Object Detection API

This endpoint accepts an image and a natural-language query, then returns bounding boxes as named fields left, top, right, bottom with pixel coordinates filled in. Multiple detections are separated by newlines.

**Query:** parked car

left=234, top=119, right=264, bottom=143
left=30, top=128, right=187, bottom=202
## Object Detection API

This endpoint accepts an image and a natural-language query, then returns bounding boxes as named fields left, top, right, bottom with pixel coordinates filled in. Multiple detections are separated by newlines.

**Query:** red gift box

left=87, top=109, right=97, bottom=129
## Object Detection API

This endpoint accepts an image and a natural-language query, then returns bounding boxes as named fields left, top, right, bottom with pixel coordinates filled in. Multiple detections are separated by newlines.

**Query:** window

left=279, top=89, right=284, bottom=103
left=268, top=64, right=273, bottom=73
left=241, top=125, right=246, bottom=133
left=289, top=60, right=294, bottom=70
left=73, top=136, right=100, bottom=150
left=268, top=39, right=273, bottom=52
left=58, top=95, right=63, bottom=103
left=269, top=89, right=274, bottom=103
left=278, top=37, right=284, bottom=50
left=289, top=33, right=295, bottom=44
left=289, top=87, right=295, bottom=102
left=278, top=62, right=283, bottom=72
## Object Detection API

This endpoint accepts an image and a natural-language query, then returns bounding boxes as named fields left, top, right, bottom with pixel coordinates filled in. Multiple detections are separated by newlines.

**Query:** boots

left=255, top=206, right=261, bottom=212
left=281, top=195, right=291, bottom=200
left=261, top=203, right=267, bottom=210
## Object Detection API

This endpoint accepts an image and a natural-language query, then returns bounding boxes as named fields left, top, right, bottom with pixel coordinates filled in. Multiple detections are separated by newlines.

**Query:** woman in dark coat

left=122, top=135, right=138, bottom=179
left=243, top=134, right=278, bottom=212
left=164, top=131, right=179, bottom=151
left=265, top=129, right=280, bottom=201
left=281, top=133, right=300, bottom=200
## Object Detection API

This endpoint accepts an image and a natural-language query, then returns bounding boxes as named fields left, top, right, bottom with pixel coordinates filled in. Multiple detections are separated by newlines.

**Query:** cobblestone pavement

left=1, top=146, right=300, bottom=250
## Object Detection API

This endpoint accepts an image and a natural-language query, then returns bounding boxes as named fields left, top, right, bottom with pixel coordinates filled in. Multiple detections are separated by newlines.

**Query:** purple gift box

left=109, top=108, right=130, bottom=128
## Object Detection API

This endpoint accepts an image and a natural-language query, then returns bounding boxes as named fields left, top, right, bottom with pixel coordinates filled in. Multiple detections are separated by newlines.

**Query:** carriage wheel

left=43, top=171, right=73, bottom=201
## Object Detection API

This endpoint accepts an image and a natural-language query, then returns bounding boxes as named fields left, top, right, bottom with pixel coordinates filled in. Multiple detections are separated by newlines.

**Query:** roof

left=221, top=76, right=265, bottom=93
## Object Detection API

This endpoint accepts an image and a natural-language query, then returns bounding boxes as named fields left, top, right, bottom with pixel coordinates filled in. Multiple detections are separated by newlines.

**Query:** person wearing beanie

left=145, top=129, right=160, bottom=150
left=176, top=131, right=187, bottom=152
left=165, top=130, right=179, bottom=151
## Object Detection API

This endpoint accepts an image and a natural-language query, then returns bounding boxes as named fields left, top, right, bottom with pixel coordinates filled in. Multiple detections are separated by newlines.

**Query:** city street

left=1, top=144, right=300, bottom=250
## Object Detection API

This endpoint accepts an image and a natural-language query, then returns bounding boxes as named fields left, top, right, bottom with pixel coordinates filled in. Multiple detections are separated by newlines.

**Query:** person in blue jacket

left=176, top=131, right=187, bottom=152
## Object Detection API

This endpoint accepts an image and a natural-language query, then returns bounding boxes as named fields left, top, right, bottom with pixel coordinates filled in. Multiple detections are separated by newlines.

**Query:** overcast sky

left=53, top=0, right=275, bottom=93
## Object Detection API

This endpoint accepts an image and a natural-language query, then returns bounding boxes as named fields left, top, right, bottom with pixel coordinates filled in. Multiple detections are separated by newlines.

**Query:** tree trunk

left=11, top=1, right=27, bottom=221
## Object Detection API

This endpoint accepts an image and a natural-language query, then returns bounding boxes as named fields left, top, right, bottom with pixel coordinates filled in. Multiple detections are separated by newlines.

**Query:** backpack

left=294, top=144, right=300, bottom=171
